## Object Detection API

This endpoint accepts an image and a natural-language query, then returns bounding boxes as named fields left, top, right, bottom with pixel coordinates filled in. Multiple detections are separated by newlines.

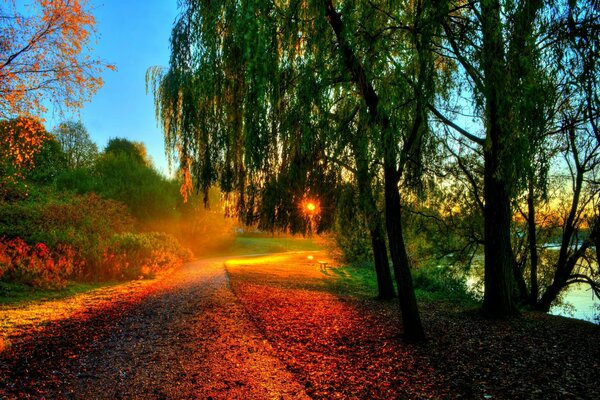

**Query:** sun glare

left=301, top=198, right=320, bottom=216
left=225, top=255, right=289, bottom=266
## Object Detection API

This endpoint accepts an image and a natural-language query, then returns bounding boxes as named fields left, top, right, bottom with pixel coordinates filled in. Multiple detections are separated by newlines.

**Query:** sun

left=301, top=199, right=320, bottom=216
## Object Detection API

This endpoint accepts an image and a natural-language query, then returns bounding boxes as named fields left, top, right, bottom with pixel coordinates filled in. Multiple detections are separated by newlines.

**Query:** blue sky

left=50, top=0, right=180, bottom=175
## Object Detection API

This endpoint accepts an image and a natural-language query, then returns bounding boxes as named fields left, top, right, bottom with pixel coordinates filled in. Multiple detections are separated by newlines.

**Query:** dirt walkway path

left=0, top=257, right=310, bottom=399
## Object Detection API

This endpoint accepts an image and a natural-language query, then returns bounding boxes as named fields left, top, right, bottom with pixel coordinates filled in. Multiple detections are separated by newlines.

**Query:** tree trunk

left=536, top=240, right=592, bottom=311
left=370, top=223, right=395, bottom=299
left=536, top=280, right=563, bottom=312
left=482, top=151, right=519, bottom=317
left=527, top=178, right=539, bottom=305
left=351, top=128, right=395, bottom=300
left=384, top=160, right=425, bottom=342
left=480, top=0, right=519, bottom=317
left=536, top=147, right=584, bottom=311
left=512, top=256, right=529, bottom=304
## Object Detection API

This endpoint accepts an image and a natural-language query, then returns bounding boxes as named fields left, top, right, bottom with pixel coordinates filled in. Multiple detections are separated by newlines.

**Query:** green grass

left=324, top=261, right=381, bottom=298
left=0, top=281, right=118, bottom=307
left=324, top=261, right=479, bottom=305
left=224, top=234, right=323, bottom=256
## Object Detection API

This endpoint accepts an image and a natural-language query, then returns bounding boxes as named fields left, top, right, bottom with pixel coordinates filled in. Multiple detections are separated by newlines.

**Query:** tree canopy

left=0, top=0, right=113, bottom=118
left=53, top=120, right=98, bottom=168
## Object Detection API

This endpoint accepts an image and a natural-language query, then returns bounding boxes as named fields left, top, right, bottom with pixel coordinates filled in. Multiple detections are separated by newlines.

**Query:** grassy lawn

left=224, top=234, right=324, bottom=256
left=324, top=260, right=479, bottom=305
left=224, top=236, right=478, bottom=305
left=322, top=261, right=381, bottom=298
left=0, top=281, right=120, bottom=307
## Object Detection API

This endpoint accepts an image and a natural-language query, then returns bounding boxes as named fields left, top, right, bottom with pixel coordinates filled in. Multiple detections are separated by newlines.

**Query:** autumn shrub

left=0, top=191, right=131, bottom=242
left=0, top=237, right=82, bottom=289
left=104, top=232, right=192, bottom=279
left=0, top=208, right=191, bottom=284
left=40, top=193, right=135, bottom=279
left=0, top=191, right=135, bottom=279
left=38, top=192, right=133, bottom=241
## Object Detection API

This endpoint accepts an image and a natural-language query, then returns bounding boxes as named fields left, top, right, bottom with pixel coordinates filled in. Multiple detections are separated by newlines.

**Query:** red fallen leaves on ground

left=227, top=254, right=600, bottom=400
left=233, top=282, right=452, bottom=399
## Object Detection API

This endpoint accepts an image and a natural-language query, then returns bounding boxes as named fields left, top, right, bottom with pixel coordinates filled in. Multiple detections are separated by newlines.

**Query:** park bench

left=318, top=260, right=328, bottom=271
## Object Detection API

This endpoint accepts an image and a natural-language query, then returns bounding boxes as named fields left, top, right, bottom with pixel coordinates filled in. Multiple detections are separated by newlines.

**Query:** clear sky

left=51, top=0, right=180, bottom=176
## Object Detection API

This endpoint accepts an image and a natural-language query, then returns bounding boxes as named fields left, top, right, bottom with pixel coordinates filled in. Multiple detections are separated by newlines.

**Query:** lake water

left=550, top=283, right=599, bottom=324
left=466, top=264, right=600, bottom=325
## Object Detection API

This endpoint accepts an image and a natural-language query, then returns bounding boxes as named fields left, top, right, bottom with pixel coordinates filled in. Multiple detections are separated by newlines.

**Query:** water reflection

left=465, top=263, right=600, bottom=325
left=550, top=283, right=600, bottom=324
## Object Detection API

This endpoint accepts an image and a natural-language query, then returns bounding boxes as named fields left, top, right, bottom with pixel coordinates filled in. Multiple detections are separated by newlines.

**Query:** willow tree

left=148, top=1, right=396, bottom=297
left=320, top=0, right=442, bottom=341
left=149, top=0, right=443, bottom=342
left=148, top=1, right=340, bottom=230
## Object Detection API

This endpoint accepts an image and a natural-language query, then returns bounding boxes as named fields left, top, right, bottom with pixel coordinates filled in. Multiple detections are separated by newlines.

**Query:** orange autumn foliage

left=179, top=158, right=193, bottom=203
left=0, top=117, right=49, bottom=170
left=0, top=116, right=49, bottom=196
left=0, top=0, right=112, bottom=118
left=0, top=237, right=81, bottom=289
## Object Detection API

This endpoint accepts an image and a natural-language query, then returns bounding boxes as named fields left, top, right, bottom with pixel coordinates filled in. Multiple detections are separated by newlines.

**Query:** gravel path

left=1, top=258, right=310, bottom=399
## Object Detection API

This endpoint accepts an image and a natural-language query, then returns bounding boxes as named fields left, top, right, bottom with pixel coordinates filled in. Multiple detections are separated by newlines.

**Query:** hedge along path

left=0, top=257, right=309, bottom=399
left=226, top=252, right=453, bottom=399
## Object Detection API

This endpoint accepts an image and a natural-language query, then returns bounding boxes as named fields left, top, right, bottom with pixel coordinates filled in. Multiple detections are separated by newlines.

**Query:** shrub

left=0, top=181, right=192, bottom=284
left=0, top=192, right=134, bottom=279
left=0, top=237, right=82, bottom=289
left=103, top=232, right=192, bottom=279
left=92, top=150, right=180, bottom=221
left=39, top=192, right=133, bottom=242
left=55, top=167, right=98, bottom=194
left=412, top=264, right=475, bottom=302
